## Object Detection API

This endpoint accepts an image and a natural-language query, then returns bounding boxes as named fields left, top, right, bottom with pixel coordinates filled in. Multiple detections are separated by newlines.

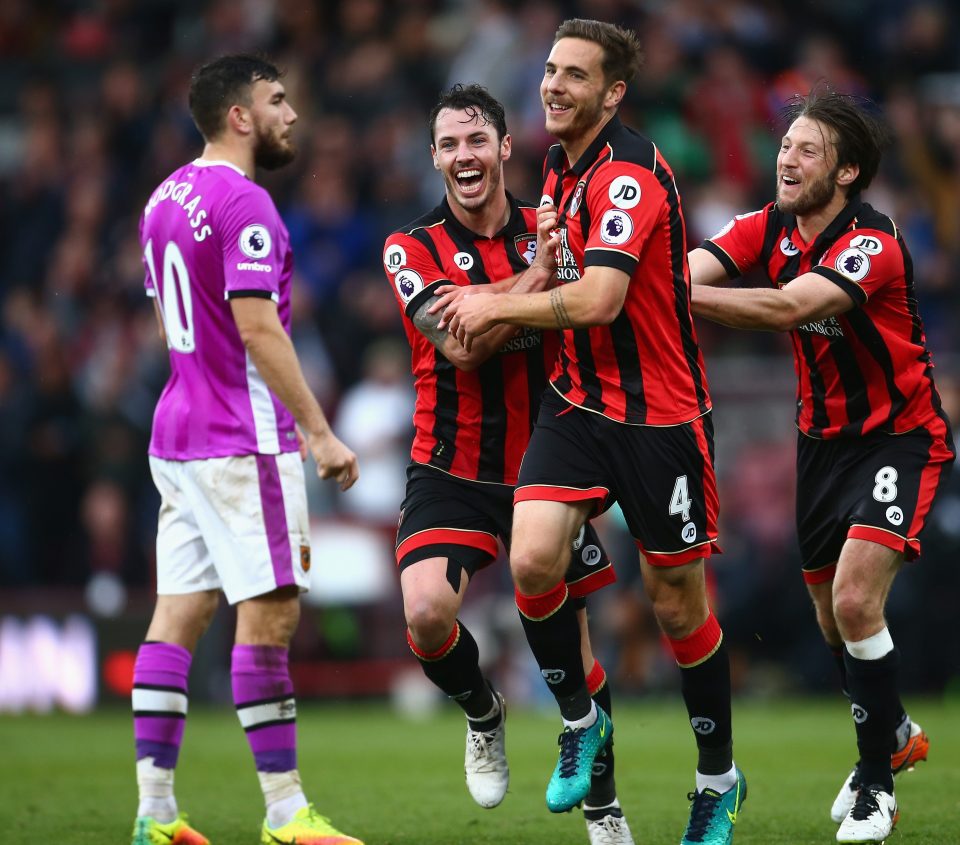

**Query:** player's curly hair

left=189, top=54, right=282, bottom=141
left=780, top=84, right=891, bottom=194
left=554, top=19, right=644, bottom=86
left=428, top=84, right=508, bottom=144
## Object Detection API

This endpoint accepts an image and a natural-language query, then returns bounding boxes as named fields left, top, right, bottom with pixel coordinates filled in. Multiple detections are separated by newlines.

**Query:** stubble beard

left=254, top=124, right=296, bottom=171
left=776, top=166, right=839, bottom=216
left=547, top=94, right=606, bottom=146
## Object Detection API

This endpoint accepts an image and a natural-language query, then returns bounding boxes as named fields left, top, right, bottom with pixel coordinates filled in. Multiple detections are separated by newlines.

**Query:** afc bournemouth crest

left=514, top=233, right=538, bottom=265
left=568, top=180, right=586, bottom=217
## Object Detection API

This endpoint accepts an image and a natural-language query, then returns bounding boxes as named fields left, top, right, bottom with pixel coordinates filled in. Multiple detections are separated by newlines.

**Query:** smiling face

left=776, top=116, right=849, bottom=216
left=540, top=37, right=619, bottom=152
left=249, top=78, right=298, bottom=170
left=431, top=107, right=510, bottom=215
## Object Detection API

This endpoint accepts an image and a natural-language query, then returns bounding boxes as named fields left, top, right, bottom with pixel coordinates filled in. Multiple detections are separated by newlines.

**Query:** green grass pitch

left=3, top=697, right=958, bottom=843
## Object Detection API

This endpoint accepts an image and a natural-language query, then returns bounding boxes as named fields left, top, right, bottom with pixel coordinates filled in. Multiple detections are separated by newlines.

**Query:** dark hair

left=428, top=83, right=508, bottom=144
left=188, top=54, right=282, bottom=141
left=780, top=86, right=891, bottom=194
left=553, top=19, right=643, bottom=86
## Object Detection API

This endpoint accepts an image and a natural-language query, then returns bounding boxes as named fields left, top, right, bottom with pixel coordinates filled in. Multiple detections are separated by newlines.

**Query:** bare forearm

left=491, top=283, right=609, bottom=330
left=691, top=285, right=794, bottom=332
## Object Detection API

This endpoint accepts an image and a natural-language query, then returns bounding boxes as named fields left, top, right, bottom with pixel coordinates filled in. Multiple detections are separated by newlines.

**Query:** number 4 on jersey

left=669, top=475, right=692, bottom=522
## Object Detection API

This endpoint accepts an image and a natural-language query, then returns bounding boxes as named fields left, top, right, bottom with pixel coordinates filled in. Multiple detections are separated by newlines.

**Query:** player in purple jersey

left=132, top=55, right=361, bottom=845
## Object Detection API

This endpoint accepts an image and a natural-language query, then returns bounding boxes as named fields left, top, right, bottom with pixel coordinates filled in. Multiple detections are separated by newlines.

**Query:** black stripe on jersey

left=841, top=308, right=907, bottom=434
left=227, top=289, right=274, bottom=299
left=761, top=207, right=792, bottom=266
left=824, top=316, right=873, bottom=434
left=797, top=330, right=831, bottom=435
left=810, top=267, right=867, bottom=306
left=653, top=147, right=710, bottom=416
left=610, top=309, right=646, bottom=420
left=445, top=220, right=508, bottom=481
left=407, top=225, right=459, bottom=472
left=429, top=347, right=459, bottom=471
left=701, top=240, right=740, bottom=278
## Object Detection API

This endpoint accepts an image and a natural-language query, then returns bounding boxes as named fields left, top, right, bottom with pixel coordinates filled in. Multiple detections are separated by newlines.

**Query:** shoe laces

left=466, top=727, right=503, bottom=771
left=850, top=786, right=884, bottom=821
left=557, top=727, right=586, bottom=778
left=587, top=813, right=629, bottom=845
left=684, top=788, right=721, bottom=840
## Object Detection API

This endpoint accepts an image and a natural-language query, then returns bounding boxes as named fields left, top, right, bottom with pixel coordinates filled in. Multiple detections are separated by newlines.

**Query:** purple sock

left=232, top=644, right=297, bottom=772
left=132, top=642, right=192, bottom=769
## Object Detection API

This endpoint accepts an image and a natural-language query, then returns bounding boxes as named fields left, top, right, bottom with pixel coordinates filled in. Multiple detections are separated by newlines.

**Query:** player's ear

left=500, top=133, right=512, bottom=162
left=605, top=80, right=626, bottom=110
left=836, top=162, right=859, bottom=188
left=227, top=104, right=252, bottom=136
left=430, top=145, right=440, bottom=170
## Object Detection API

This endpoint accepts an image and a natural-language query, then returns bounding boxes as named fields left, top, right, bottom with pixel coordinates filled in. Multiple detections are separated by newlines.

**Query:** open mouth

left=546, top=101, right=571, bottom=116
left=455, top=169, right=484, bottom=196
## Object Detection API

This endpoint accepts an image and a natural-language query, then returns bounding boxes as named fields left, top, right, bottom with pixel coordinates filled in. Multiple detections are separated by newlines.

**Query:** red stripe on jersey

left=395, top=527, right=499, bottom=564
left=705, top=198, right=948, bottom=439
left=542, top=117, right=711, bottom=425
left=386, top=197, right=553, bottom=484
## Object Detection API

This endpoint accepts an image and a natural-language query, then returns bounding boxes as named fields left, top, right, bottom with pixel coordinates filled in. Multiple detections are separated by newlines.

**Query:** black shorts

left=515, top=389, right=720, bottom=567
left=797, top=424, right=955, bottom=583
left=395, top=462, right=615, bottom=598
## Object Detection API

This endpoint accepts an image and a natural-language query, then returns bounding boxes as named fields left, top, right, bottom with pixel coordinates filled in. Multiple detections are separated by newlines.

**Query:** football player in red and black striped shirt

left=384, top=84, right=629, bottom=836
left=441, top=21, right=743, bottom=843
left=690, top=88, right=955, bottom=842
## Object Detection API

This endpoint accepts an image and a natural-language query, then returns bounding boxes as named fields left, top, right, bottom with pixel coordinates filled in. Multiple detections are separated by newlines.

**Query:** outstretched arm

left=690, top=271, right=857, bottom=332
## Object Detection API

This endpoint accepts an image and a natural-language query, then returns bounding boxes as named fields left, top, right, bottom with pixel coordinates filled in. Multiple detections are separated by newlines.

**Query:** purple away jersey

left=140, top=159, right=298, bottom=459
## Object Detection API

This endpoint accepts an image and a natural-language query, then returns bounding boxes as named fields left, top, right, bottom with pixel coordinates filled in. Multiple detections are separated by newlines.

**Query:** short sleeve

left=383, top=232, right=450, bottom=319
left=581, top=163, right=662, bottom=276
left=701, top=207, right=770, bottom=278
left=810, top=230, right=904, bottom=306
left=219, top=188, right=285, bottom=300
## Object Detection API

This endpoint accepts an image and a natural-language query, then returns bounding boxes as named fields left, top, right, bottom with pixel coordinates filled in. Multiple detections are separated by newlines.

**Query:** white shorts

left=149, top=452, right=311, bottom=604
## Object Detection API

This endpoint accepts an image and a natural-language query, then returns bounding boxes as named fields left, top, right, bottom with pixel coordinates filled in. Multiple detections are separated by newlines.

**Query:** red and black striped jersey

left=542, top=115, right=712, bottom=425
left=702, top=197, right=949, bottom=439
left=383, top=194, right=557, bottom=485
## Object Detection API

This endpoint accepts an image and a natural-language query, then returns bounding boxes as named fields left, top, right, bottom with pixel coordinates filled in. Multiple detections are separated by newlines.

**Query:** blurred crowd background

left=1, top=0, right=959, bottom=704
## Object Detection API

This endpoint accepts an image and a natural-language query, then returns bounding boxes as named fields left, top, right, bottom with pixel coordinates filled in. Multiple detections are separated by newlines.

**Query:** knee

left=511, top=544, right=564, bottom=595
left=647, top=580, right=707, bottom=640
left=405, top=597, right=456, bottom=652
left=833, top=584, right=877, bottom=639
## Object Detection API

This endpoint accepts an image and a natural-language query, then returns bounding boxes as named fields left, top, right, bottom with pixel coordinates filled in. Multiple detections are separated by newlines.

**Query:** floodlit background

left=1, top=0, right=959, bottom=713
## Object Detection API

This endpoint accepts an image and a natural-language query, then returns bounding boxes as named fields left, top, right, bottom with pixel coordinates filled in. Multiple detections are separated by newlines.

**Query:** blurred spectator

left=334, top=337, right=414, bottom=526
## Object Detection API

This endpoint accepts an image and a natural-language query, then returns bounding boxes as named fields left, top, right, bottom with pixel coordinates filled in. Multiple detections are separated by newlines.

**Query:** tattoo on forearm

left=412, top=299, right=450, bottom=349
left=550, top=287, right=573, bottom=329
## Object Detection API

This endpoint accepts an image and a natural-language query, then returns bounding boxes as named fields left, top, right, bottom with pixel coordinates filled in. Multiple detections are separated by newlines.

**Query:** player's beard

left=546, top=91, right=606, bottom=146
left=776, top=164, right=839, bottom=216
left=253, top=123, right=296, bottom=171
left=448, top=162, right=501, bottom=213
